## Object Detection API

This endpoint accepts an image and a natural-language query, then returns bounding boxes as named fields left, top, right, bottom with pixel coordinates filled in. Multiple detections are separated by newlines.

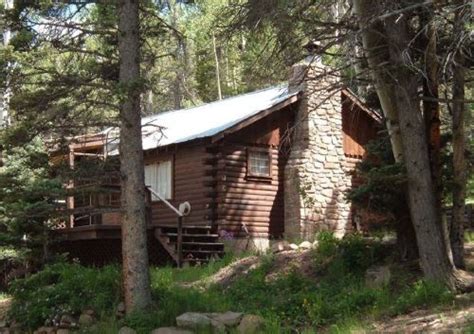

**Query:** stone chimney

left=284, top=42, right=352, bottom=240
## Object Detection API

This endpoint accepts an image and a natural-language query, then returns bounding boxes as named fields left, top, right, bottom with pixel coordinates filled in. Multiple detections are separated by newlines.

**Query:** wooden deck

left=55, top=224, right=124, bottom=241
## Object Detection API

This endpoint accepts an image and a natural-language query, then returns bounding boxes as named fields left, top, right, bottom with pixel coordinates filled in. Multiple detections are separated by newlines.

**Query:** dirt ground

left=371, top=299, right=474, bottom=333
left=368, top=243, right=474, bottom=333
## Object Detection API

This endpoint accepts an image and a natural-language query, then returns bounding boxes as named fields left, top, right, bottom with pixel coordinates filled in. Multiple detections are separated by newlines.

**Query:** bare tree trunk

left=118, top=0, right=152, bottom=313
left=384, top=6, right=473, bottom=291
left=352, top=0, right=404, bottom=162
left=212, top=33, right=222, bottom=100
left=354, top=0, right=473, bottom=291
left=420, top=7, right=442, bottom=207
left=353, top=0, right=418, bottom=258
left=450, top=0, right=468, bottom=269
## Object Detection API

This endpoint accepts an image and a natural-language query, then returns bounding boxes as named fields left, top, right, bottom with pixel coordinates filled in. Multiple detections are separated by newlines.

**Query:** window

left=247, top=148, right=271, bottom=178
left=144, top=160, right=172, bottom=200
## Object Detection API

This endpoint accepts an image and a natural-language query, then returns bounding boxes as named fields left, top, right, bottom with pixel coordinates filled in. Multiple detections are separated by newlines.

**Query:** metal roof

left=105, top=85, right=298, bottom=155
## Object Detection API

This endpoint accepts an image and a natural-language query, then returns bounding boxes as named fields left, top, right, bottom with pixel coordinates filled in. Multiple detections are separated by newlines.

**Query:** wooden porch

left=57, top=175, right=224, bottom=266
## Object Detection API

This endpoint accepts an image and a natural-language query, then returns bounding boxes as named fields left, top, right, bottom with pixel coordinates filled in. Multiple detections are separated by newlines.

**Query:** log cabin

left=54, top=56, right=382, bottom=265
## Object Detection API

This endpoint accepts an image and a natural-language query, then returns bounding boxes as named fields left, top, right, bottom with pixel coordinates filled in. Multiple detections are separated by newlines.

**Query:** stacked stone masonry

left=284, top=57, right=357, bottom=239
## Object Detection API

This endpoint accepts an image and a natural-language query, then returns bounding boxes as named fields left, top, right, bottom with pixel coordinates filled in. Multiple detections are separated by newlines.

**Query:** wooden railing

left=146, top=186, right=191, bottom=268
left=65, top=180, right=192, bottom=267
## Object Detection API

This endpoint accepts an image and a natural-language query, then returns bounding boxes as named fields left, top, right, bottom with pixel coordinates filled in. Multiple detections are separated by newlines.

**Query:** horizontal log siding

left=217, top=146, right=284, bottom=238
left=144, top=143, right=215, bottom=226
left=215, top=106, right=295, bottom=239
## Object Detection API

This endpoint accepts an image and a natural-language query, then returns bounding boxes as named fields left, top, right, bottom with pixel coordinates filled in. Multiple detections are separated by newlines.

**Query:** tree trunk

left=118, top=0, right=152, bottom=313
left=352, top=0, right=404, bottom=162
left=396, top=203, right=419, bottom=261
left=420, top=7, right=442, bottom=208
left=450, top=0, right=468, bottom=269
left=383, top=5, right=473, bottom=291
left=212, top=33, right=222, bottom=100
left=353, top=0, right=418, bottom=259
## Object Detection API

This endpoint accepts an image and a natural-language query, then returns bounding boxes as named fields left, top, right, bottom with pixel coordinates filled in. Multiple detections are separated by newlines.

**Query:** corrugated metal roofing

left=105, top=85, right=298, bottom=155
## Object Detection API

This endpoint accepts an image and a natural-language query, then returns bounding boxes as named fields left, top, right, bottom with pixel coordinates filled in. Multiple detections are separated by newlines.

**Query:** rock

left=78, top=313, right=95, bottom=326
left=210, top=311, right=243, bottom=327
left=116, top=302, right=126, bottom=318
left=455, top=292, right=474, bottom=307
left=365, top=265, right=391, bottom=289
left=312, top=240, right=319, bottom=248
left=289, top=243, right=299, bottom=250
left=176, top=312, right=211, bottom=329
left=118, top=326, right=137, bottom=334
left=299, top=241, right=312, bottom=249
left=56, top=329, right=71, bottom=334
left=151, top=328, right=193, bottom=334
left=210, top=319, right=226, bottom=333
left=59, top=314, right=76, bottom=328
left=237, top=314, right=265, bottom=334
left=117, top=302, right=126, bottom=313
left=33, top=327, right=55, bottom=334
left=83, top=308, right=96, bottom=316
left=271, top=241, right=290, bottom=253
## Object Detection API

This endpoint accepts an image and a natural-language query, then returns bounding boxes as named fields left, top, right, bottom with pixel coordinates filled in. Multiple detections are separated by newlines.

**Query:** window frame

left=144, top=158, right=174, bottom=201
left=246, top=147, right=273, bottom=180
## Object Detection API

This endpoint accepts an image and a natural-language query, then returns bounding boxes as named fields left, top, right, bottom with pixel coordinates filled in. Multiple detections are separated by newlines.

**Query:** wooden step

left=154, top=223, right=224, bottom=267
left=183, top=258, right=210, bottom=263
left=182, top=242, right=224, bottom=247
left=156, top=224, right=213, bottom=230
left=182, top=250, right=225, bottom=255
left=160, top=233, right=219, bottom=238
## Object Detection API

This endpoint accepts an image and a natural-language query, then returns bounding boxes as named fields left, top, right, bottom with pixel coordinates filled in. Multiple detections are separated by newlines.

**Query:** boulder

left=118, top=326, right=137, bottom=334
left=271, top=241, right=290, bottom=253
left=176, top=312, right=211, bottom=329
left=117, top=302, right=126, bottom=313
left=298, top=241, right=312, bottom=250
left=56, top=329, right=71, bottom=334
left=83, top=309, right=96, bottom=317
left=210, top=319, right=226, bottom=333
left=33, top=327, right=55, bottom=334
left=209, top=311, right=243, bottom=327
left=365, top=265, right=391, bottom=289
left=59, top=314, right=76, bottom=328
left=289, top=243, right=299, bottom=250
left=116, top=302, right=126, bottom=318
left=312, top=240, right=319, bottom=248
left=78, top=313, right=95, bottom=326
left=237, top=314, right=265, bottom=334
left=151, top=328, right=193, bottom=334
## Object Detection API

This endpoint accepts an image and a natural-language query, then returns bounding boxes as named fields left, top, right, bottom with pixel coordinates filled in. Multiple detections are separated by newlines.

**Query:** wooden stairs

left=155, top=225, right=225, bottom=266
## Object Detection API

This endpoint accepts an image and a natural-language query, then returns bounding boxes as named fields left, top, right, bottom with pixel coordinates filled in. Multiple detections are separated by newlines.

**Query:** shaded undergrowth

left=7, top=233, right=456, bottom=333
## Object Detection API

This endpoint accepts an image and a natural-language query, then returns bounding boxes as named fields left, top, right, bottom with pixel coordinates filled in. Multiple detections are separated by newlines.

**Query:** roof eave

left=341, top=88, right=383, bottom=124
left=210, top=93, right=301, bottom=143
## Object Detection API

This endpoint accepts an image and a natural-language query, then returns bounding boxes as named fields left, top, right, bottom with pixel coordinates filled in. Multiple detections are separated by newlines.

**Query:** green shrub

left=314, top=232, right=385, bottom=276
left=392, top=280, right=453, bottom=314
left=8, top=262, right=121, bottom=329
left=338, top=234, right=385, bottom=273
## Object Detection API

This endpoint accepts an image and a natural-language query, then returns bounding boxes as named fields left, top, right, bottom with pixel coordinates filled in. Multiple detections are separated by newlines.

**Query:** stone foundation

left=284, top=57, right=353, bottom=240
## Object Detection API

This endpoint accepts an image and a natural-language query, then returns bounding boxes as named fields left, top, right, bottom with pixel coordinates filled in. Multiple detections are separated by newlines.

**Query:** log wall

left=144, top=141, right=216, bottom=226
left=215, top=105, right=295, bottom=239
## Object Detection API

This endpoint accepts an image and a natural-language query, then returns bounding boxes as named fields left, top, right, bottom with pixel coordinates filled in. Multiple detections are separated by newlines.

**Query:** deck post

left=177, top=216, right=183, bottom=268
